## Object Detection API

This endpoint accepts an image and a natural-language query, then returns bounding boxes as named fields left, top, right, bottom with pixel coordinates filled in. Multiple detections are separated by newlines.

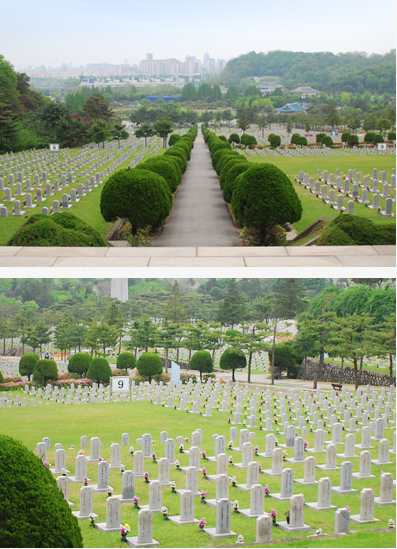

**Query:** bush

left=180, top=372, right=197, bottom=384
left=219, top=157, right=247, bottom=189
left=241, top=134, right=257, bottom=148
left=137, top=352, right=163, bottom=383
left=387, top=131, right=396, bottom=141
left=163, top=148, right=187, bottom=173
left=347, top=134, right=359, bottom=147
left=317, top=214, right=396, bottom=246
left=268, top=134, right=281, bottom=147
left=160, top=155, right=182, bottom=182
left=190, top=350, right=213, bottom=381
left=231, top=164, right=302, bottom=243
left=216, top=151, right=241, bottom=177
left=225, top=329, right=241, bottom=338
left=209, top=141, right=232, bottom=156
left=68, top=353, right=92, bottom=377
left=228, top=133, right=240, bottom=144
left=19, top=352, right=39, bottom=380
left=0, top=371, right=3, bottom=383
left=211, top=148, right=232, bottom=173
left=297, top=136, right=308, bottom=146
left=117, top=352, right=137, bottom=371
left=135, top=158, right=179, bottom=193
left=173, top=140, right=191, bottom=161
left=33, top=359, right=58, bottom=385
left=218, top=135, right=227, bottom=142
left=86, top=357, right=112, bottom=384
left=372, top=134, right=384, bottom=145
left=219, top=348, right=246, bottom=382
left=223, top=163, right=251, bottom=203
left=321, top=135, right=333, bottom=147
left=316, top=132, right=326, bottom=143
left=290, top=133, right=301, bottom=145
left=341, top=131, right=351, bottom=143
left=364, top=131, right=376, bottom=143
left=100, top=168, right=173, bottom=235
left=0, top=434, right=83, bottom=548
left=168, top=133, right=181, bottom=146
left=7, top=212, right=108, bottom=247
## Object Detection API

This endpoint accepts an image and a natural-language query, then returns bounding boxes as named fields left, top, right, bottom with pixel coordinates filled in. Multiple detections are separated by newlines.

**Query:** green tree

left=19, top=352, right=39, bottom=380
left=326, top=101, right=340, bottom=128
left=129, top=317, right=157, bottom=353
left=236, top=104, right=250, bottom=133
left=25, top=320, right=51, bottom=358
left=190, top=350, right=213, bottom=381
left=87, top=357, right=112, bottom=384
left=112, top=122, right=128, bottom=147
left=217, top=279, right=246, bottom=328
left=94, top=322, right=118, bottom=356
left=84, top=93, right=114, bottom=121
left=68, top=353, right=92, bottom=377
left=153, top=117, right=174, bottom=148
left=117, top=352, right=137, bottom=370
left=219, top=348, right=246, bottom=382
left=164, top=281, right=187, bottom=323
left=134, top=122, right=155, bottom=147
left=137, top=352, right=163, bottom=382
left=89, top=120, right=110, bottom=149
left=33, top=359, right=58, bottom=385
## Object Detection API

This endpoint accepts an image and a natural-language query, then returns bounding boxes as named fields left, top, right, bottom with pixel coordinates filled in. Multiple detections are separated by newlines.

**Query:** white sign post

left=111, top=377, right=130, bottom=393
left=49, top=144, right=60, bottom=152
left=377, top=143, right=387, bottom=151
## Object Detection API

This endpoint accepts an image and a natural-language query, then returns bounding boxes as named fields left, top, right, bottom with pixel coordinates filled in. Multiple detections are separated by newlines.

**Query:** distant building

left=275, top=102, right=308, bottom=114
left=291, top=86, right=319, bottom=96
left=111, top=279, right=129, bottom=302
left=256, top=82, right=283, bottom=95
left=145, top=95, right=180, bottom=103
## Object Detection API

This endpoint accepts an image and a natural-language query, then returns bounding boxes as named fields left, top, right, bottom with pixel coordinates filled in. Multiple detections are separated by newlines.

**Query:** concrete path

left=153, top=131, right=240, bottom=247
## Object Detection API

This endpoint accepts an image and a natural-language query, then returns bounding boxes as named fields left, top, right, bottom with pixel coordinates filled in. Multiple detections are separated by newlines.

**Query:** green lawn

left=0, top=140, right=166, bottom=245
left=245, top=154, right=396, bottom=234
left=0, top=389, right=395, bottom=548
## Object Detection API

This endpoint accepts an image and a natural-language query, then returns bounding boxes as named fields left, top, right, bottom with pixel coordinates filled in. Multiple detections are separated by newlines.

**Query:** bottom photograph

left=0, top=277, right=395, bottom=549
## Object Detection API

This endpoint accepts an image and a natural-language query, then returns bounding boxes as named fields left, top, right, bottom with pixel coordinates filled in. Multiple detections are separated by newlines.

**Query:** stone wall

left=298, top=358, right=395, bottom=387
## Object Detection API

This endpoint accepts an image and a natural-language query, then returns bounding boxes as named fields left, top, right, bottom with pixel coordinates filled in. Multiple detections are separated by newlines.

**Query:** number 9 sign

left=111, top=376, right=130, bottom=392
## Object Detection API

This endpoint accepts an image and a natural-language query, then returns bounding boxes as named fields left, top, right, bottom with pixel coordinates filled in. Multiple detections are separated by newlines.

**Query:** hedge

left=317, top=214, right=396, bottom=246
left=135, top=158, right=180, bottom=193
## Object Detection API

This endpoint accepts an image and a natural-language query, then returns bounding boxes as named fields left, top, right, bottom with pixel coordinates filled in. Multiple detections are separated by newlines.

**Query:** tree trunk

left=389, top=353, right=393, bottom=382
left=353, top=357, right=359, bottom=390
left=165, top=347, right=169, bottom=373
left=232, top=368, right=235, bottom=382
left=359, top=355, right=364, bottom=385
left=314, top=350, right=324, bottom=390
left=248, top=352, right=252, bottom=383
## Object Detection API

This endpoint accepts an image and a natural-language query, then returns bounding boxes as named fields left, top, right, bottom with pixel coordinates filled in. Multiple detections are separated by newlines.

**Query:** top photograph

left=0, top=0, right=395, bottom=267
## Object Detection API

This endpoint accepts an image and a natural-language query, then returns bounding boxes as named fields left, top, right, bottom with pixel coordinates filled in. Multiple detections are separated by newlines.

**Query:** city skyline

left=1, top=0, right=395, bottom=70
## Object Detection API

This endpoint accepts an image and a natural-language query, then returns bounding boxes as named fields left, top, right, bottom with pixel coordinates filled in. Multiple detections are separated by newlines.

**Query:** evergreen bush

left=168, top=133, right=181, bottom=146
left=297, top=136, right=308, bottom=146
left=316, top=132, right=326, bottom=143
left=219, top=157, right=247, bottom=188
left=347, top=134, right=359, bottom=147
left=228, top=133, right=240, bottom=144
left=33, top=359, right=58, bottom=385
left=7, top=212, right=108, bottom=247
left=372, top=134, right=384, bottom=145
left=268, top=134, right=281, bottom=147
left=321, top=135, right=333, bottom=147
left=19, top=352, right=39, bottom=380
left=117, top=352, right=137, bottom=371
left=160, top=155, right=182, bottom=182
left=135, top=158, right=179, bottom=193
left=223, top=162, right=251, bottom=202
left=136, top=352, right=163, bottom=383
left=317, top=214, right=396, bottom=246
left=163, top=148, right=187, bottom=172
left=0, top=434, right=83, bottom=548
left=86, top=357, right=112, bottom=384
left=100, top=168, right=173, bottom=235
left=364, top=131, right=376, bottom=143
left=190, top=350, right=213, bottom=381
left=68, top=353, right=92, bottom=377
left=387, top=131, right=396, bottom=141
left=231, top=164, right=302, bottom=243
left=216, top=151, right=241, bottom=177
left=341, top=131, right=351, bottom=143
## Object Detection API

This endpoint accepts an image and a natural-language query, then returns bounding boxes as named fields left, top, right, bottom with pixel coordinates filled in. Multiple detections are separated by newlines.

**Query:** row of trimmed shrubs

left=100, top=125, right=198, bottom=235
left=202, top=124, right=302, bottom=244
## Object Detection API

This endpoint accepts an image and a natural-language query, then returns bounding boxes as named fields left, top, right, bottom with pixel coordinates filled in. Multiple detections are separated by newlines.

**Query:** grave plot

left=0, top=377, right=395, bottom=548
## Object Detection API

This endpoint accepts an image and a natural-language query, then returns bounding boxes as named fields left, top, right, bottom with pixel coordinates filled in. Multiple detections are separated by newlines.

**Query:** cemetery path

left=152, top=131, right=240, bottom=247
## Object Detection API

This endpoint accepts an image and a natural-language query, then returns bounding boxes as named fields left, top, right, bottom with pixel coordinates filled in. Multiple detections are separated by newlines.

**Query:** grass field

left=1, top=388, right=395, bottom=548
left=245, top=154, right=396, bottom=235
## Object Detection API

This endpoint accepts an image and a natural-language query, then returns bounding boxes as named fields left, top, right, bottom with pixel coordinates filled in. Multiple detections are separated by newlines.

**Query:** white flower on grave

left=229, top=455, right=233, bottom=463
left=120, top=464, right=125, bottom=473
left=61, top=468, right=67, bottom=475
left=232, top=500, right=239, bottom=510
left=107, top=486, right=114, bottom=493
left=315, top=528, right=322, bottom=535
left=161, top=506, right=168, bottom=516
left=129, top=446, right=134, bottom=454
left=236, top=534, right=244, bottom=544
left=388, top=519, right=395, bottom=528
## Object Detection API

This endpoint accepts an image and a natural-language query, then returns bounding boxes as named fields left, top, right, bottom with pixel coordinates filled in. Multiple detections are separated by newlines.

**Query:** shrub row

left=100, top=125, right=197, bottom=235
left=202, top=124, right=303, bottom=245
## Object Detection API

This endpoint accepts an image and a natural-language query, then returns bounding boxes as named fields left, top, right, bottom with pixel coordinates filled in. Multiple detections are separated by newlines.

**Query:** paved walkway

left=0, top=244, right=394, bottom=266
left=153, top=132, right=240, bottom=247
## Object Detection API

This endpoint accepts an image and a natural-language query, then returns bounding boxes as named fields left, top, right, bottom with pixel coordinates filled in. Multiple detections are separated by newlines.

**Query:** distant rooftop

left=291, top=86, right=319, bottom=95
left=275, top=102, right=308, bottom=113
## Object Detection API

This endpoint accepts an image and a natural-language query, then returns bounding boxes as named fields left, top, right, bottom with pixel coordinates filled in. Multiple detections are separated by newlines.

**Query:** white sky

left=1, top=0, right=396, bottom=69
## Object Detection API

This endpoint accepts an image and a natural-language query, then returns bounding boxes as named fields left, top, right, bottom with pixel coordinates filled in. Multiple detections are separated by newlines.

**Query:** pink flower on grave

left=98, top=456, right=103, bottom=462
left=304, top=440, right=309, bottom=449
left=228, top=417, right=231, bottom=423
left=345, top=506, right=350, bottom=512
left=260, top=423, right=263, bottom=430
left=84, top=476, right=89, bottom=485
left=78, top=450, right=84, bottom=455
left=144, top=471, right=149, bottom=479
left=200, top=490, right=207, bottom=500
left=202, top=467, right=207, bottom=475
left=254, top=446, right=259, bottom=455
left=185, top=438, right=189, bottom=443
left=201, top=450, right=207, bottom=458
left=270, top=508, right=277, bottom=517
left=378, top=206, right=382, bottom=211
left=198, top=518, right=207, bottom=528
left=264, top=484, right=270, bottom=494
left=152, top=453, right=157, bottom=461
left=44, top=461, right=49, bottom=467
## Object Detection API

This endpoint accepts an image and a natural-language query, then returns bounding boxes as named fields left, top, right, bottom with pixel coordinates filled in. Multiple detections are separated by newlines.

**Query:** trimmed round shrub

left=210, top=141, right=232, bottom=156
left=218, top=135, right=227, bottom=142
left=190, top=350, right=213, bottom=381
left=268, top=134, right=281, bottom=148
left=7, top=212, right=108, bottom=247
left=216, top=151, right=241, bottom=177
left=341, top=131, right=351, bottom=143
left=86, top=357, right=112, bottom=384
left=0, top=371, right=3, bottom=383
left=317, top=215, right=396, bottom=246
left=223, top=162, right=251, bottom=202
left=231, top=164, right=302, bottom=243
left=168, top=133, right=181, bottom=146
left=173, top=140, right=191, bottom=161
left=347, top=134, right=359, bottom=147
left=33, top=359, right=58, bottom=385
left=225, top=329, right=241, bottom=338
left=135, top=158, right=179, bottom=193
left=0, top=434, right=83, bottom=547
left=228, top=133, right=240, bottom=144
left=290, top=133, right=301, bottom=145
left=117, top=352, right=137, bottom=371
left=219, top=157, right=247, bottom=188
left=100, top=168, right=173, bottom=235
left=163, top=148, right=187, bottom=173
left=364, top=131, right=376, bottom=143
left=68, top=352, right=92, bottom=377
left=160, top=155, right=182, bottom=182
left=19, top=352, right=39, bottom=380
left=241, top=134, right=257, bottom=148
left=136, top=352, right=163, bottom=383
left=316, top=132, right=326, bottom=143
left=321, top=135, right=333, bottom=147
left=297, top=136, right=308, bottom=146
left=387, top=131, right=396, bottom=141
left=219, top=348, right=246, bottom=382
left=372, top=134, right=384, bottom=145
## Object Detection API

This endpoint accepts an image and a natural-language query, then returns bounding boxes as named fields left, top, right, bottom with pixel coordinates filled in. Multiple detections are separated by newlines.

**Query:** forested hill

left=221, top=50, right=396, bottom=94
